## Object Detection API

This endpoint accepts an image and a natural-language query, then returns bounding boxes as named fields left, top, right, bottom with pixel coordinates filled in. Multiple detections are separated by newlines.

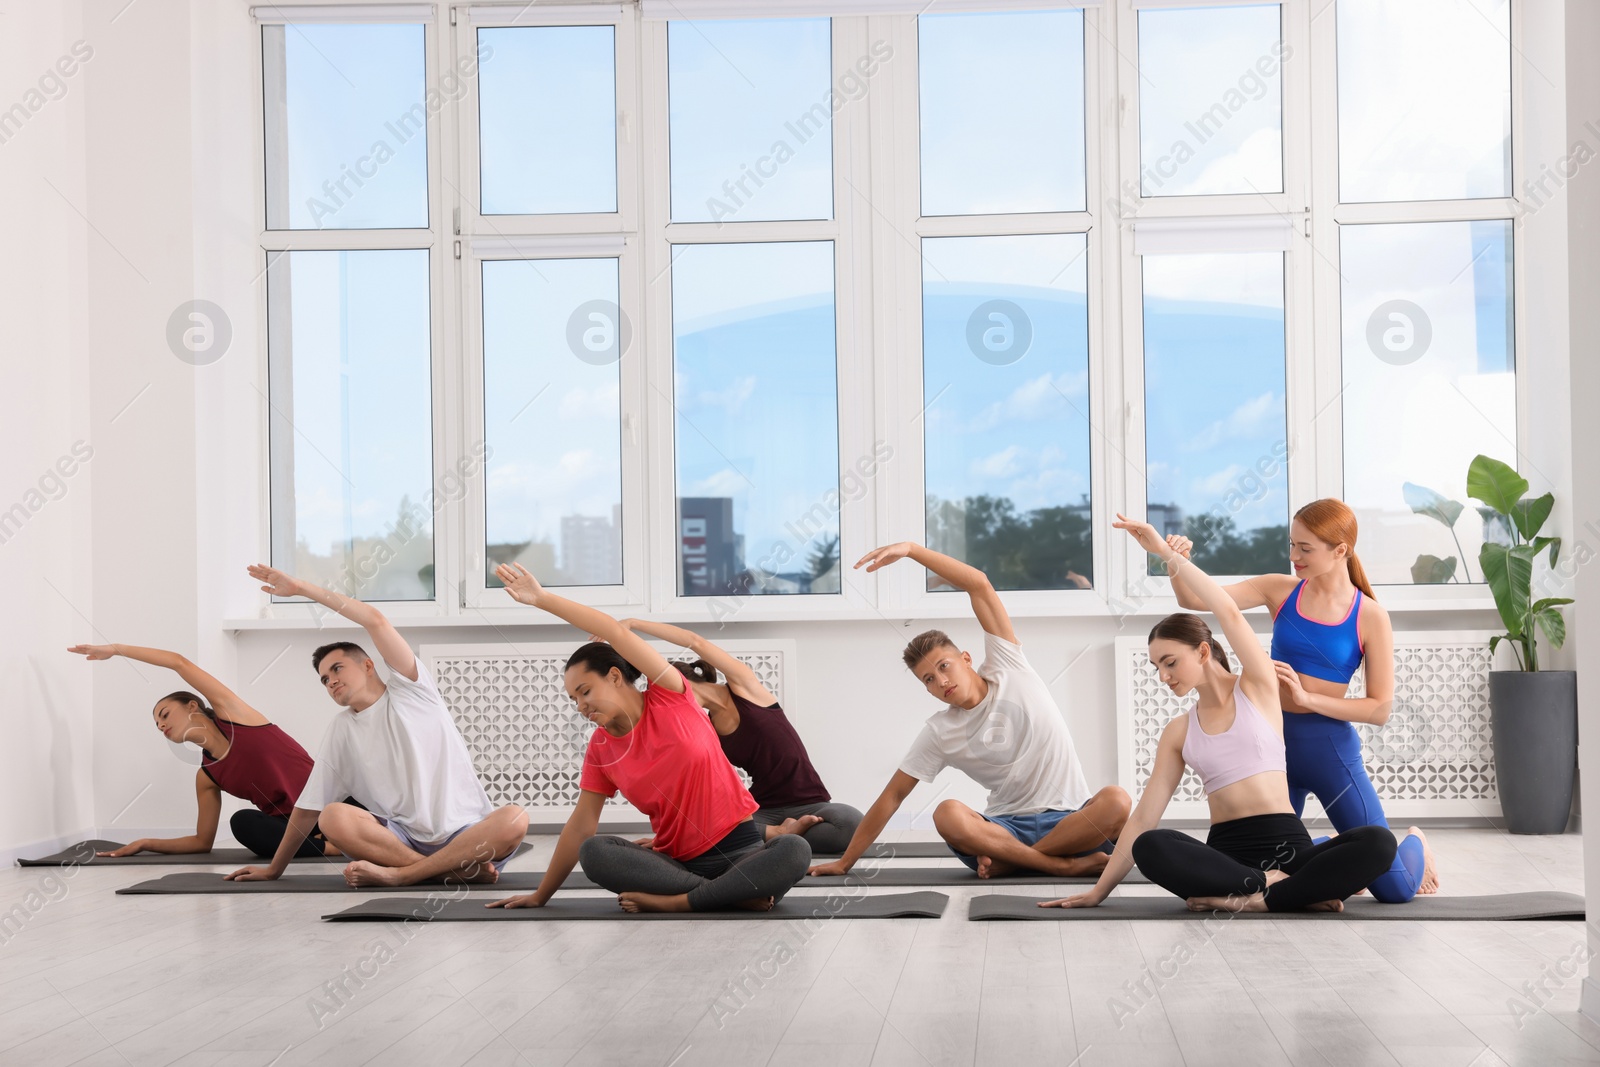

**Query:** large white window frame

left=239, top=0, right=1536, bottom=627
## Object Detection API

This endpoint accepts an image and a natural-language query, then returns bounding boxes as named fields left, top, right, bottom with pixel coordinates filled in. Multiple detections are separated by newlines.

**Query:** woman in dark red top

left=620, top=618, right=863, bottom=855
left=66, top=642, right=331, bottom=859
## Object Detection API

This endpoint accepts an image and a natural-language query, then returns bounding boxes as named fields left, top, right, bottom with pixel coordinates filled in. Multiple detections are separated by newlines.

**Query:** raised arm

left=496, top=563, right=683, bottom=694
left=67, top=643, right=267, bottom=725
left=619, top=618, right=778, bottom=705
left=1164, top=534, right=1297, bottom=614
left=807, top=770, right=919, bottom=876
left=1041, top=717, right=1185, bottom=907
left=856, top=542, right=1017, bottom=644
left=1116, top=516, right=1278, bottom=711
left=248, top=564, right=417, bottom=681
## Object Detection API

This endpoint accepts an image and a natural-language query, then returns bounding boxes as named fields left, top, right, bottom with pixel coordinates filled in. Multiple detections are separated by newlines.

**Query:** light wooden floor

left=0, top=828, right=1594, bottom=1067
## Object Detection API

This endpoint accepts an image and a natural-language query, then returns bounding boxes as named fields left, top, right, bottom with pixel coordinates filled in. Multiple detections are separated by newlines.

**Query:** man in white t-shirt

left=226, top=565, right=528, bottom=887
left=809, top=541, right=1130, bottom=879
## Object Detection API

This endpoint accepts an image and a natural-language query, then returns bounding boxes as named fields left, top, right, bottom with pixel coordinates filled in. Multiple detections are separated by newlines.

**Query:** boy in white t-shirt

left=226, top=565, right=528, bottom=887
left=809, top=542, right=1131, bottom=879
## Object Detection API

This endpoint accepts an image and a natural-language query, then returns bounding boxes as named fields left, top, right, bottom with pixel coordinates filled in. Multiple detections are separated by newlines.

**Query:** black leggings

left=1132, top=814, right=1397, bottom=912
left=578, top=823, right=811, bottom=911
left=230, top=809, right=327, bottom=860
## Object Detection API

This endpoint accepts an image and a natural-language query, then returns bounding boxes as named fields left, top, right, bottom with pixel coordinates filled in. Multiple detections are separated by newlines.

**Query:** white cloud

left=972, top=445, right=1024, bottom=479
left=1193, top=463, right=1246, bottom=499
left=1183, top=391, right=1280, bottom=451
left=687, top=467, right=749, bottom=498
left=557, top=381, right=620, bottom=421
left=969, top=370, right=1088, bottom=432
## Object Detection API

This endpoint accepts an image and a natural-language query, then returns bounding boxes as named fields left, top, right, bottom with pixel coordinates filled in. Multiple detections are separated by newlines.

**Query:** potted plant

left=1468, top=454, right=1578, bottom=834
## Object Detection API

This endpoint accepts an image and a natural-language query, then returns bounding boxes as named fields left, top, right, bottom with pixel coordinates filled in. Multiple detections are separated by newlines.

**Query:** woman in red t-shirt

left=486, top=563, right=811, bottom=913
left=67, top=642, right=332, bottom=860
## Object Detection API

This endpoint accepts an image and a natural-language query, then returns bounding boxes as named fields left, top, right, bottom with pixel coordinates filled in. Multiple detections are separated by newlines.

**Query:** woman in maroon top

left=619, top=619, right=864, bottom=855
left=66, top=642, right=331, bottom=859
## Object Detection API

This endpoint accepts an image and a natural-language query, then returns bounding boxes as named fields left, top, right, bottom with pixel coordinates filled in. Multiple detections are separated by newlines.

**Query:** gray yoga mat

left=117, top=863, right=1141, bottom=895
left=322, top=890, right=949, bottom=922
left=966, top=891, right=1586, bottom=921
left=19, top=840, right=532, bottom=868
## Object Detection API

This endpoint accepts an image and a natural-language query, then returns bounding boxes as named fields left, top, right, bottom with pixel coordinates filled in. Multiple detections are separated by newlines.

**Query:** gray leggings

left=753, top=802, right=864, bottom=855
left=577, top=833, right=811, bottom=911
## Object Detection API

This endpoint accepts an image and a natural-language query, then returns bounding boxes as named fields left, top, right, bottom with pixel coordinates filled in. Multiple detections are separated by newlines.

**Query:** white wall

left=3, top=1, right=1581, bottom=851
left=0, top=2, right=96, bottom=855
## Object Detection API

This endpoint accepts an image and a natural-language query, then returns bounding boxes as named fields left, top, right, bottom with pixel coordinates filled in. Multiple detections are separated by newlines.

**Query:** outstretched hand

left=494, top=562, right=544, bottom=607
left=247, top=564, right=302, bottom=598
left=96, top=841, right=147, bottom=858
left=1112, top=513, right=1170, bottom=557
left=854, top=542, right=913, bottom=573
left=225, top=865, right=276, bottom=882
left=1037, top=892, right=1102, bottom=909
left=67, top=644, right=117, bottom=661
left=485, top=893, right=544, bottom=909
left=807, top=859, right=852, bottom=877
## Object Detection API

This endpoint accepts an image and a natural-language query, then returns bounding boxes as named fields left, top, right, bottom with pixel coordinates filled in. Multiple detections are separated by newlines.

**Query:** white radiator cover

left=421, top=640, right=793, bottom=818
left=1115, top=631, right=1501, bottom=821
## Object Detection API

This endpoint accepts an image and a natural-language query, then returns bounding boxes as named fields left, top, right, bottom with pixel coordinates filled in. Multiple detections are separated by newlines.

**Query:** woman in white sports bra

left=1040, top=516, right=1396, bottom=913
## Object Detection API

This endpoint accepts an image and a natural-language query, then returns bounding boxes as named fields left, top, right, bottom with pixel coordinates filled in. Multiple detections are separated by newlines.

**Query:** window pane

left=267, top=250, right=434, bottom=600
left=1143, top=253, right=1288, bottom=575
left=919, top=11, right=1085, bottom=216
left=262, top=24, right=429, bottom=230
left=1337, top=0, right=1511, bottom=202
left=672, top=243, right=839, bottom=596
left=922, top=234, right=1093, bottom=591
left=1137, top=4, right=1284, bottom=197
left=1341, top=221, right=1515, bottom=585
left=478, top=27, right=618, bottom=215
left=483, top=259, right=624, bottom=588
left=667, top=19, right=833, bottom=223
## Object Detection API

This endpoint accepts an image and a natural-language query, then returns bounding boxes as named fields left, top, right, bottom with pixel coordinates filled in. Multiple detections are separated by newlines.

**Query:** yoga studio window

left=1333, top=0, right=1516, bottom=587
left=1139, top=249, right=1289, bottom=578
left=916, top=9, right=1093, bottom=592
left=261, top=17, right=436, bottom=602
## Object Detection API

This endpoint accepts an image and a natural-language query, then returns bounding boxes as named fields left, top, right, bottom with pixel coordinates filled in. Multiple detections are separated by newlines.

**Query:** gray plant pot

left=1488, top=670, right=1578, bottom=834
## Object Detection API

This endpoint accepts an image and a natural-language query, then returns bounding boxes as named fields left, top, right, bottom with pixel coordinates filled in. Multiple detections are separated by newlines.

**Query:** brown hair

left=1147, top=614, right=1231, bottom=672
left=155, top=690, right=216, bottom=721
left=671, top=659, right=719, bottom=685
left=902, top=629, right=959, bottom=672
left=1293, top=498, right=1376, bottom=600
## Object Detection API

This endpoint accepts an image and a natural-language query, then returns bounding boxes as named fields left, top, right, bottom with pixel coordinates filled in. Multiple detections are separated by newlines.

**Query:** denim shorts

left=379, top=817, right=512, bottom=873
left=949, top=806, right=1115, bottom=871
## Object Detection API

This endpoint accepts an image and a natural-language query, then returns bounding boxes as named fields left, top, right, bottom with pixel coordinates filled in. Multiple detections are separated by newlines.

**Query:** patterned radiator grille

left=424, top=643, right=786, bottom=810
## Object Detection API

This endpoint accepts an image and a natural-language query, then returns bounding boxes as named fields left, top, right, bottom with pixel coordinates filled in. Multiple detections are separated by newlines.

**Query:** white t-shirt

left=898, top=632, right=1092, bottom=817
left=299, top=660, right=494, bottom=845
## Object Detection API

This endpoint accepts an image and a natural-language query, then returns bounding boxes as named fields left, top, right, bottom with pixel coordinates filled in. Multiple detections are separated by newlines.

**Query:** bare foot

left=1035, top=851, right=1110, bottom=879
left=1307, top=899, right=1344, bottom=912
left=767, top=815, right=825, bottom=840
left=1409, top=826, right=1441, bottom=894
left=976, top=855, right=1017, bottom=879
left=443, top=862, right=501, bottom=886
left=343, top=860, right=403, bottom=888
left=1188, top=891, right=1267, bottom=913
left=618, top=891, right=692, bottom=913
left=734, top=896, right=777, bottom=912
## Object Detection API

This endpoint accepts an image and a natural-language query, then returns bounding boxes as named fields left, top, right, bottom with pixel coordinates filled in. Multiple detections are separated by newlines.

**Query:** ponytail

left=671, top=659, right=719, bottom=685
left=1294, top=497, right=1377, bottom=602
left=1147, top=614, right=1232, bottom=672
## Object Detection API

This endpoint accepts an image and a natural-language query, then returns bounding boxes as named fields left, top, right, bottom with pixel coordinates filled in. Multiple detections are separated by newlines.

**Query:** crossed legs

left=321, top=802, right=529, bottom=887
left=932, top=786, right=1132, bottom=878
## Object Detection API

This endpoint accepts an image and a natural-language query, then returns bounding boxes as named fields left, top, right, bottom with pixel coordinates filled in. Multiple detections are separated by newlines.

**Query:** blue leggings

left=1284, top=720, right=1425, bottom=903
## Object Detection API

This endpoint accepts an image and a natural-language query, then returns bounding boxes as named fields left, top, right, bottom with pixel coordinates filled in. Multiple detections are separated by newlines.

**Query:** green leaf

left=1480, top=542, right=1532, bottom=637
left=1466, top=454, right=1529, bottom=517
left=1531, top=535, right=1562, bottom=569
left=1409, top=554, right=1458, bottom=584
left=1535, top=607, right=1568, bottom=651
left=1512, top=492, right=1554, bottom=541
left=1531, top=597, right=1576, bottom=613
left=1402, top=483, right=1465, bottom=528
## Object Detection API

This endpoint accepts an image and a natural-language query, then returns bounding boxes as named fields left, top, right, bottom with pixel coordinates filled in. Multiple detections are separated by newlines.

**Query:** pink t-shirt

left=579, top=675, right=758, bottom=860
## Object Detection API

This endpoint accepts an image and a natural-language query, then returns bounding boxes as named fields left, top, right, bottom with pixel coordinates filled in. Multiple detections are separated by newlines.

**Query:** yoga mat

left=323, top=890, right=949, bottom=922
left=965, top=891, right=1586, bottom=922
left=20, top=840, right=532, bottom=868
left=117, top=863, right=1141, bottom=894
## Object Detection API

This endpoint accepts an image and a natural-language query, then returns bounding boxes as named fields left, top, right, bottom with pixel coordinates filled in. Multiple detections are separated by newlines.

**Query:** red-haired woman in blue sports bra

left=1166, top=498, right=1439, bottom=903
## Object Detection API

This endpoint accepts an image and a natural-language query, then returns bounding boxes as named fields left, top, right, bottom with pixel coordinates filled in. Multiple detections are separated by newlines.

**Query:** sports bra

left=1181, top=680, right=1286, bottom=795
left=1269, top=580, right=1364, bottom=684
